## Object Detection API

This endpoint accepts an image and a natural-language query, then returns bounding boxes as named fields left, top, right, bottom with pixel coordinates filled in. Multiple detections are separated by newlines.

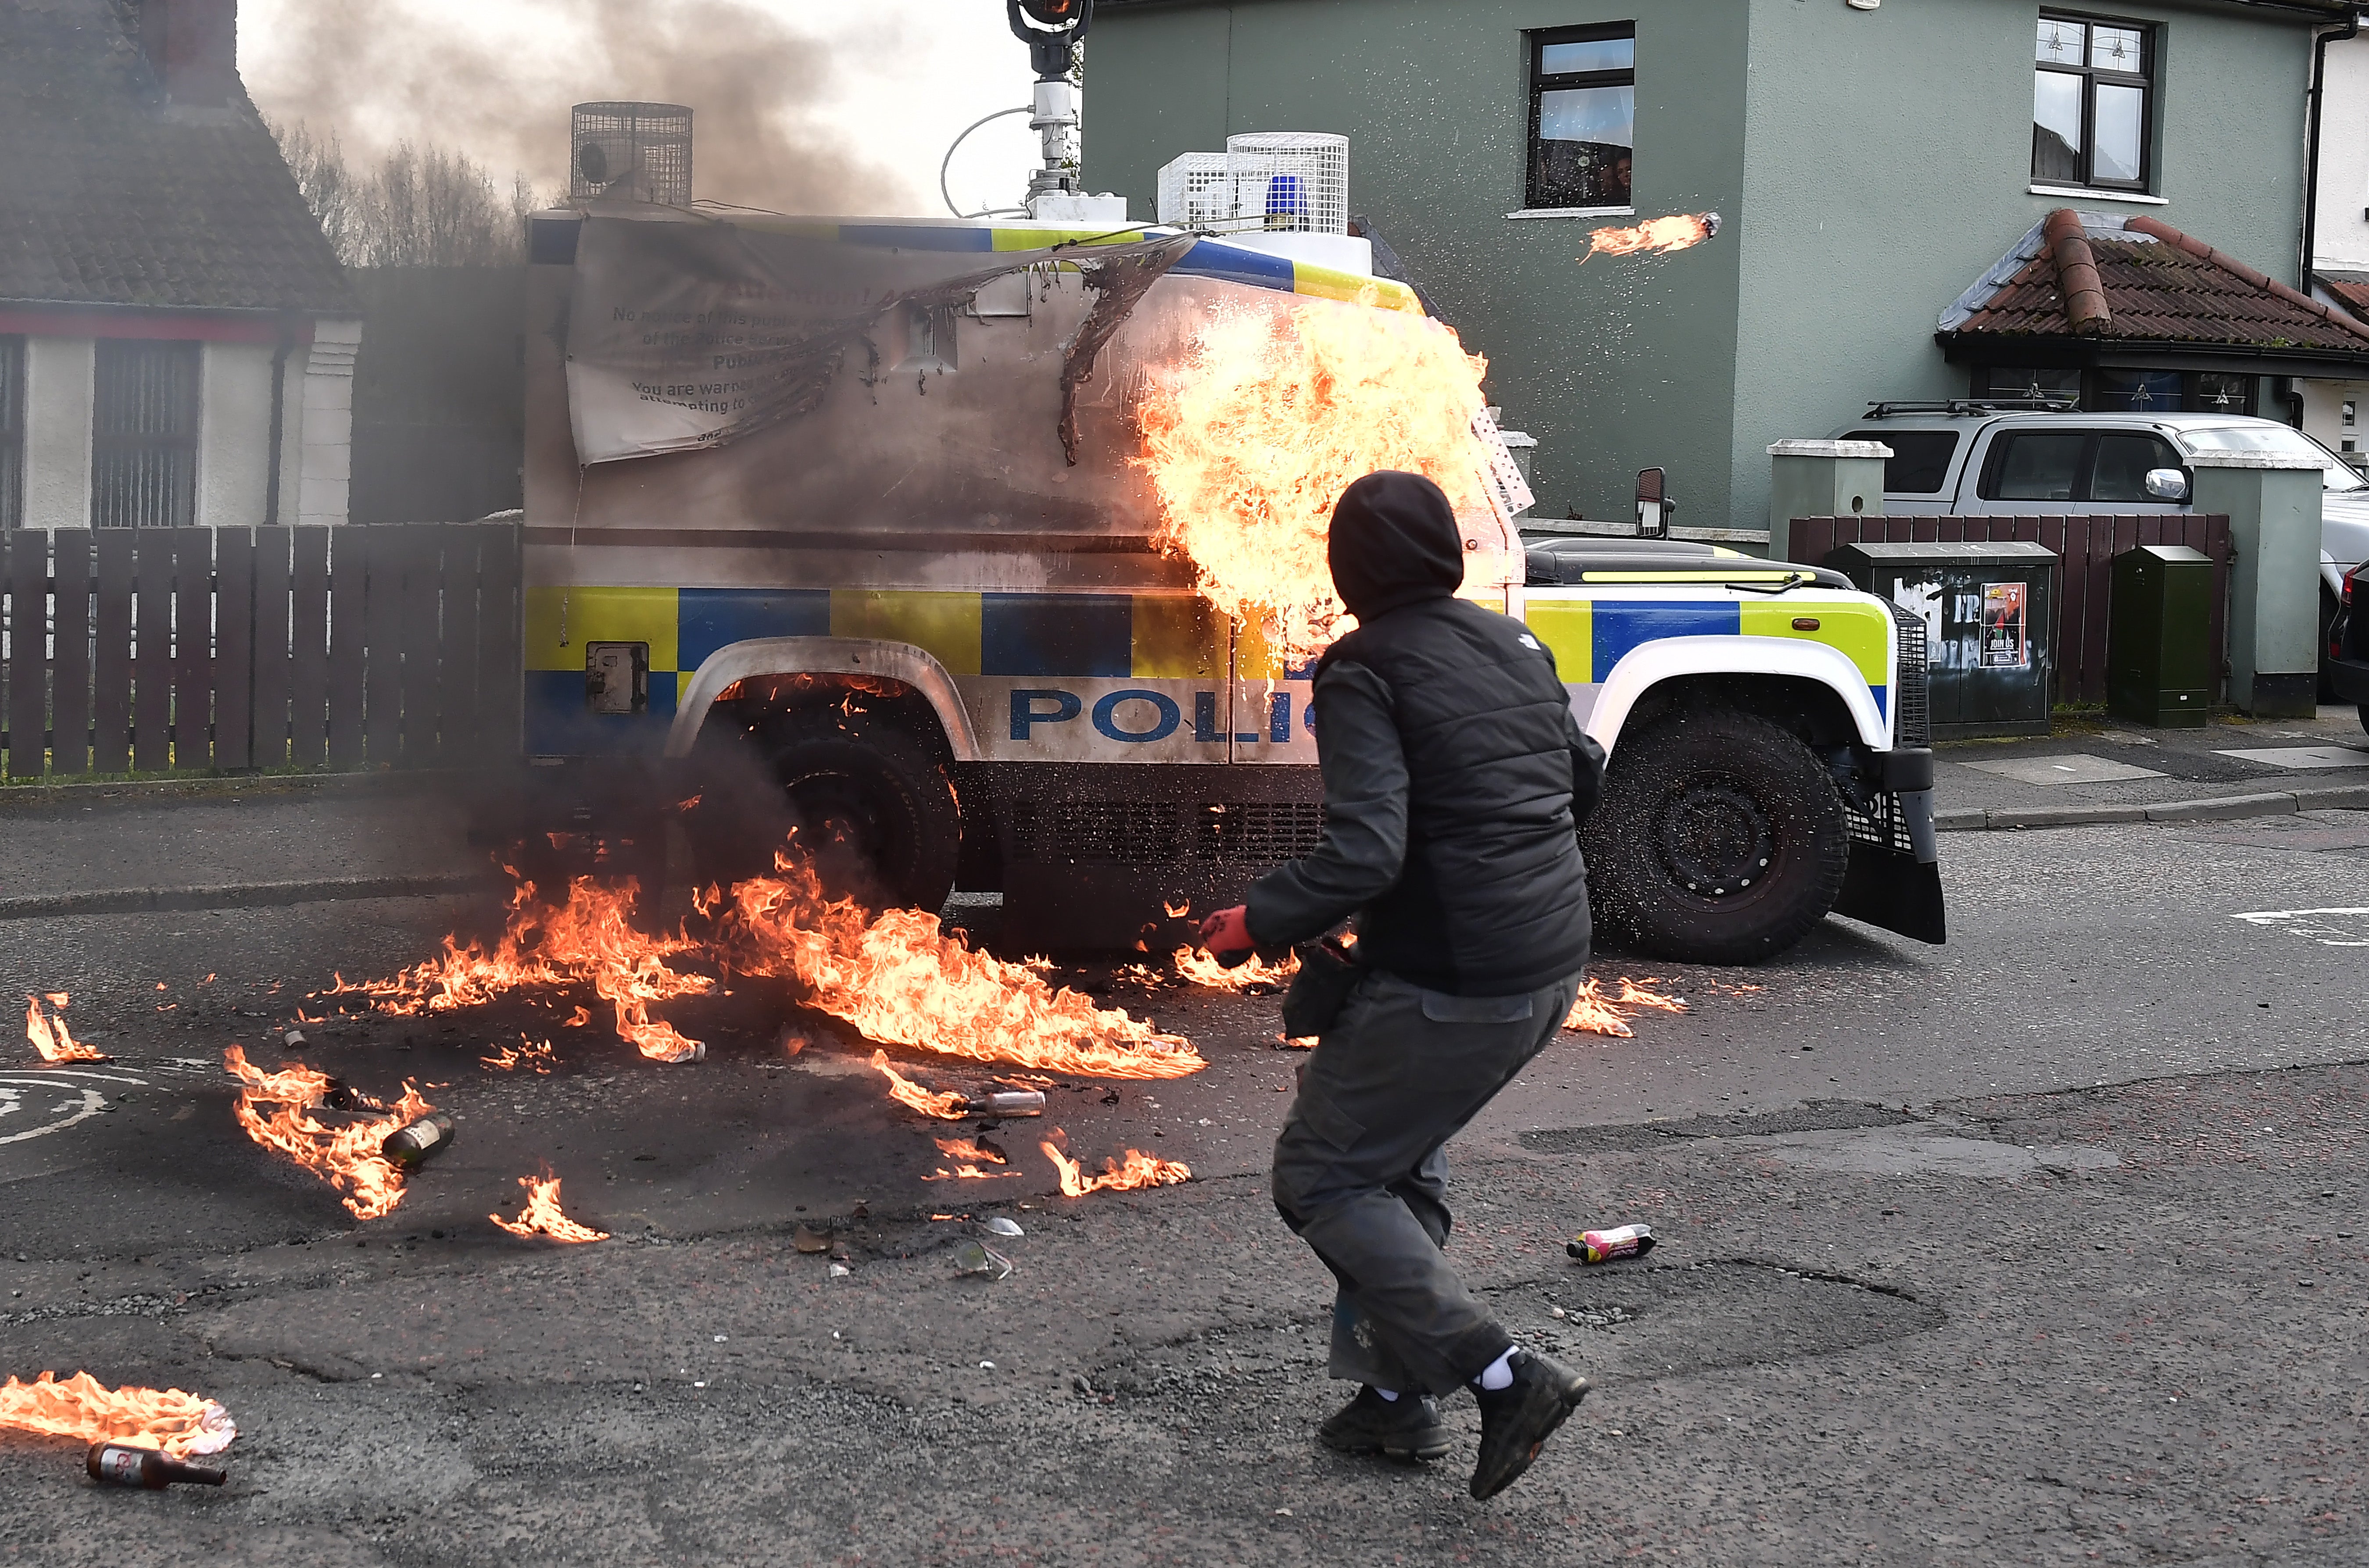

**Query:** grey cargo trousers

left=1271, top=966, right=1583, bottom=1397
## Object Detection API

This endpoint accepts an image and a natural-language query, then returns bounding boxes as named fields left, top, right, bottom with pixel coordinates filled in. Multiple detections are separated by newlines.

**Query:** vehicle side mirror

left=2144, top=467, right=2190, bottom=503
left=1636, top=467, right=1673, bottom=538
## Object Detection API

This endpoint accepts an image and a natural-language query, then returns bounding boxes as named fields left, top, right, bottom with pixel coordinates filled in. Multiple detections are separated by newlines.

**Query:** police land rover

left=515, top=202, right=1941, bottom=964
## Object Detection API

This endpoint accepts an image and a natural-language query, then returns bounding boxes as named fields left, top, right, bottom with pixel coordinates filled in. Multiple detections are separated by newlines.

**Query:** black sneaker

left=1318, top=1385, right=1453, bottom=1462
left=1468, top=1350, right=1591, bottom=1500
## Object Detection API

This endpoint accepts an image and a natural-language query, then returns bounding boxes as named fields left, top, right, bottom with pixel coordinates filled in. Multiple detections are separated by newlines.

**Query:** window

left=1526, top=25, right=1634, bottom=211
left=2092, top=368, right=2180, bottom=412
left=1986, top=430, right=2088, bottom=500
left=1846, top=429, right=1959, bottom=494
left=1977, top=366, right=2084, bottom=407
left=90, top=340, right=199, bottom=529
left=0, top=338, right=21, bottom=530
left=2086, top=432, right=2183, bottom=502
left=2034, top=14, right=2153, bottom=192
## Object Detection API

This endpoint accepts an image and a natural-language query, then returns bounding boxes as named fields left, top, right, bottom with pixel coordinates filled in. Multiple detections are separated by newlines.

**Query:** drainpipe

left=263, top=316, right=297, bottom=527
left=2302, top=8, right=2363, bottom=289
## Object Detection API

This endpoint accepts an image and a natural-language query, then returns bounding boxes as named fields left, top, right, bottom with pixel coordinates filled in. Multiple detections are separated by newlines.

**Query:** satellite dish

left=575, top=140, right=610, bottom=187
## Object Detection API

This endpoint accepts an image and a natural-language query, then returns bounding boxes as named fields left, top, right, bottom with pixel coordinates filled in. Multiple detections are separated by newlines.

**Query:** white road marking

left=0, top=1066, right=151, bottom=1147
left=2230, top=907, right=2369, bottom=947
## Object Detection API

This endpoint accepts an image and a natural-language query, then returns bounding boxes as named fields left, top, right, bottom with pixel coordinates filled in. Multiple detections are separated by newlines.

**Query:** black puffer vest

left=1323, top=596, right=1592, bottom=996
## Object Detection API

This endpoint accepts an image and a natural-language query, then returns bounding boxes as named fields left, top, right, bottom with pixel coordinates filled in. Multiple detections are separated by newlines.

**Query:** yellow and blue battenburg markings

left=522, top=586, right=1232, bottom=753
left=726, top=214, right=1424, bottom=315
left=1522, top=595, right=1893, bottom=720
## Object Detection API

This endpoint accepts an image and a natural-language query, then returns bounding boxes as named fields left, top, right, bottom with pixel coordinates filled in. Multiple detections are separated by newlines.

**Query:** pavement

left=0, top=761, right=2365, bottom=1563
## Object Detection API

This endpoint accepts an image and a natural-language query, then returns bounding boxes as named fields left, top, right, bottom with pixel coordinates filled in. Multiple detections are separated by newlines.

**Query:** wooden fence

left=1784, top=513, right=2233, bottom=705
left=0, top=523, right=520, bottom=778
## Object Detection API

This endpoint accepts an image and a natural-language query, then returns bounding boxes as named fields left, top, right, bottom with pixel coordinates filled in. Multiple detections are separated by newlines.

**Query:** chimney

left=140, top=0, right=240, bottom=109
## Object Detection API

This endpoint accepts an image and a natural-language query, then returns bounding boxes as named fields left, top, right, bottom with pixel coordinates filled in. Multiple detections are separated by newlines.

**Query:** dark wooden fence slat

left=252, top=528, right=293, bottom=770
left=5, top=532, right=44, bottom=778
left=170, top=527, right=211, bottom=769
left=394, top=525, right=442, bottom=767
left=2206, top=514, right=2232, bottom=700
left=437, top=524, right=481, bottom=769
left=362, top=527, right=403, bottom=766
left=215, top=527, right=254, bottom=769
left=292, top=528, right=331, bottom=767
left=52, top=531, right=92, bottom=776
left=133, top=532, right=173, bottom=771
left=476, top=516, right=522, bottom=757
left=94, top=532, right=134, bottom=774
left=328, top=526, right=367, bottom=768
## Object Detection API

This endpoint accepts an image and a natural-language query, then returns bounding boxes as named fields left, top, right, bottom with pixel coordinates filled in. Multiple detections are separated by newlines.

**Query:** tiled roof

left=1942, top=210, right=2369, bottom=354
left=2317, top=272, right=2369, bottom=320
left=0, top=0, right=355, bottom=314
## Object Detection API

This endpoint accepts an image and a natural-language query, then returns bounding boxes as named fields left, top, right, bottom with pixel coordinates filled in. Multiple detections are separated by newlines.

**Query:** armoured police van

left=519, top=204, right=1942, bottom=963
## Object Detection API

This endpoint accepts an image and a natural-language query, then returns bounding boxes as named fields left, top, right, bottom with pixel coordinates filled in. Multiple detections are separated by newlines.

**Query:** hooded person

left=1199, top=469, right=1605, bottom=1500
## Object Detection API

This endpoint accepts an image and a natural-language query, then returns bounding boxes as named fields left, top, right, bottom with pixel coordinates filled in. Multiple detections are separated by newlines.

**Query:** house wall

left=1730, top=0, right=2315, bottom=536
left=20, top=336, right=93, bottom=529
left=1085, top=0, right=1752, bottom=534
left=347, top=267, right=526, bottom=525
left=2315, top=34, right=2369, bottom=271
left=1091, top=0, right=2319, bottom=536
left=297, top=318, right=362, bottom=528
left=196, top=339, right=274, bottom=529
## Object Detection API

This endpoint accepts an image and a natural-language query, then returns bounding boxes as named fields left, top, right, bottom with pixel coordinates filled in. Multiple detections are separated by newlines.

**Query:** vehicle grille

left=1843, top=789, right=1920, bottom=857
left=1883, top=600, right=1932, bottom=747
left=1004, top=801, right=1328, bottom=864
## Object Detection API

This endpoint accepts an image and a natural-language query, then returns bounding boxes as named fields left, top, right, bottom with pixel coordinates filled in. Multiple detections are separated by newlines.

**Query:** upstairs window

left=2033, top=14, right=2153, bottom=192
left=91, top=340, right=199, bottom=529
left=1526, top=25, right=1634, bottom=212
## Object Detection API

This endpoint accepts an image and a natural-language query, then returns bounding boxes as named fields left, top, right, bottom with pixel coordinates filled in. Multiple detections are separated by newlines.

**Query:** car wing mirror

left=2144, top=467, right=2190, bottom=503
left=1636, top=467, right=1672, bottom=538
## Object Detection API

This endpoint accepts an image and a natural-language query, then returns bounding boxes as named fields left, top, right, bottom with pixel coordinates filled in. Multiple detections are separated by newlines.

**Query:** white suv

left=1830, top=404, right=2369, bottom=682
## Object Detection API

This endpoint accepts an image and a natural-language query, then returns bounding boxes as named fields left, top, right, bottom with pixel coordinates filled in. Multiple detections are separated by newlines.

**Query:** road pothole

left=1520, top=1100, right=1920, bottom=1156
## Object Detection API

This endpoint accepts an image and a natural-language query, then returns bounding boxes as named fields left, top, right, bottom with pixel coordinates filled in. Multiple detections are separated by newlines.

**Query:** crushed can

left=1567, top=1223, right=1655, bottom=1264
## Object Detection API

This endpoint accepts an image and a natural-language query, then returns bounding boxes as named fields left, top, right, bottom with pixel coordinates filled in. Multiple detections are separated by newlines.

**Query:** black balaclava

left=1327, top=470, right=1465, bottom=621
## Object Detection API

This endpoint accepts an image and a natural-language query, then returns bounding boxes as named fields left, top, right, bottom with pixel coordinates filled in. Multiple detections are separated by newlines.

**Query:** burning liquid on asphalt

left=222, top=1046, right=433, bottom=1219
left=24, top=992, right=105, bottom=1062
left=1562, top=976, right=1691, bottom=1038
left=489, top=1170, right=609, bottom=1242
left=0, top=1372, right=235, bottom=1459
left=1041, top=1141, right=1192, bottom=1197
left=1171, top=945, right=1299, bottom=993
left=341, top=856, right=1200, bottom=1081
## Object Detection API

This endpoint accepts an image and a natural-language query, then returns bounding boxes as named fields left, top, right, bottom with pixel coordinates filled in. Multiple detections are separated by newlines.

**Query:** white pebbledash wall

left=2306, top=36, right=2369, bottom=471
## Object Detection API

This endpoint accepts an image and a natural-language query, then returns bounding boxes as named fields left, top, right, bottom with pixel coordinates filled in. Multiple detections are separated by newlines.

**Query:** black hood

left=1328, top=471, right=1465, bottom=621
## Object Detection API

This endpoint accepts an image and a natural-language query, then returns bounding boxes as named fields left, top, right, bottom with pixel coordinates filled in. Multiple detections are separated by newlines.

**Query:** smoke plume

left=242, top=0, right=916, bottom=215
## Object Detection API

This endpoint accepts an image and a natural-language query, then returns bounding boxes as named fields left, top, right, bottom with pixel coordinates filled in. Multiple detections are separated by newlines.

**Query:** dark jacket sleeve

left=1567, top=704, right=1607, bottom=825
left=1243, top=660, right=1407, bottom=947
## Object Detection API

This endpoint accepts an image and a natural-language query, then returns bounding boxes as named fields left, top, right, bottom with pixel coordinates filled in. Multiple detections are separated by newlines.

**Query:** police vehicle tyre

left=1583, top=706, right=1850, bottom=965
left=763, top=717, right=961, bottom=915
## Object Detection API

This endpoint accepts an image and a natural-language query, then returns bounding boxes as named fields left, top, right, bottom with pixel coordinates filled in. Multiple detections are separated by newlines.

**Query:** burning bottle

left=87, top=1443, right=226, bottom=1489
left=963, top=1089, right=1046, bottom=1118
left=381, top=1112, right=458, bottom=1168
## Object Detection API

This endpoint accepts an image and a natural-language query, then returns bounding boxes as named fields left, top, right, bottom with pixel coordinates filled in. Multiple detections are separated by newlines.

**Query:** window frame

left=1523, top=21, right=1637, bottom=215
left=2033, top=11, right=2155, bottom=194
left=90, top=339, right=201, bottom=531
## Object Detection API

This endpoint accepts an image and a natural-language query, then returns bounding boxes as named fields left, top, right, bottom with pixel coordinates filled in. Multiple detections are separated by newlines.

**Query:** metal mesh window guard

left=91, top=340, right=199, bottom=529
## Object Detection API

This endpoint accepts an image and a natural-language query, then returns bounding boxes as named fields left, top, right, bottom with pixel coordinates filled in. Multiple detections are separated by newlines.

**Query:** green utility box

left=2107, top=544, right=2215, bottom=728
left=1827, top=541, right=2059, bottom=739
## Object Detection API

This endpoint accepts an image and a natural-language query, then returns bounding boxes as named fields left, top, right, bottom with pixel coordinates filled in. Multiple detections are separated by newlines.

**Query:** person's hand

left=1198, top=905, right=1255, bottom=966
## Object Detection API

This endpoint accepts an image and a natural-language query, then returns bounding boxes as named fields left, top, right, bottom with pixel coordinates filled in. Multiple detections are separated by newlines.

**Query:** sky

left=239, top=0, right=1045, bottom=219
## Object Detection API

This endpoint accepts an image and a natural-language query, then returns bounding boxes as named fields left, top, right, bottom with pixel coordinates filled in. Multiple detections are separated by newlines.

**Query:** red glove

left=1198, top=904, right=1255, bottom=968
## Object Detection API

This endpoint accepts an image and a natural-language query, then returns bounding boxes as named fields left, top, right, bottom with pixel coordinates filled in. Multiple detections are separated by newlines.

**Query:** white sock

left=1372, top=1387, right=1399, bottom=1401
left=1474, top=1347, right=1519, bottom=1392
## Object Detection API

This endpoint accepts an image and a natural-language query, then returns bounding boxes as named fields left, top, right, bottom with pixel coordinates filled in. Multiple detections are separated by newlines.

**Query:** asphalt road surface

left=1, top=809, right=2364, bottom=1565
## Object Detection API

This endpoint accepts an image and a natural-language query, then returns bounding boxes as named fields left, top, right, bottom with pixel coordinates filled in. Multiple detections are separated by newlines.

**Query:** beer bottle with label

left=382, top=1111, right=457, bottom=1167
left=87, top=1443, right=227, bottom=1489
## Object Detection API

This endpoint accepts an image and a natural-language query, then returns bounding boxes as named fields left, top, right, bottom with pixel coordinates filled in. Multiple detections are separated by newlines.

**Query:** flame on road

left=873, top=1050, right=967, bottom=1120
left=1171, top=944, right=1299, bottom=993
left=0, top=1372, right=235, bottom=1458
left=1135, top=293, right=1495, bottom=656
left=1562, top=976, right=1691, bottom=1037
left=1041, top=1141, right=1192, bottom=1197
left=482, top=1037, right=558, bottom=1074
left=1580, top=212, right=1721, bottom=262
left=25, top=993, right=104, bottom=1062
left=489, top=1171, right=608, bottom=1242
left=223, top=1046, right=431, bottom=1220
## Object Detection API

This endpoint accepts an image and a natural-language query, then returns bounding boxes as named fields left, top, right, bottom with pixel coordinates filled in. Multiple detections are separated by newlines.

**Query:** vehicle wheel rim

left=1652, top=781, right=1776, bottom=899
left=784, top=771, right=903, bottom=890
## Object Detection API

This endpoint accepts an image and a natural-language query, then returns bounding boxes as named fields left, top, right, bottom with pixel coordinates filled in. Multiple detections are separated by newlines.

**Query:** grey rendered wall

left=1730, top=0, right=2315, bottom=536
left=348, top=266, right=527, bottom=525
left=1086, top=0, right=1750, bottom=532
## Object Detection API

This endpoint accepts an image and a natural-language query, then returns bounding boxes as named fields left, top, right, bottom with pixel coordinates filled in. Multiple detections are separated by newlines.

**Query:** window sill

left=1505, top=205, right=1635, bottom=221
left=2029, top=183, right=2168, bottom=207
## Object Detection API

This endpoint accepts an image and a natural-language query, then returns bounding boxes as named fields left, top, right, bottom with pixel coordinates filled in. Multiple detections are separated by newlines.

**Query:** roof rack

left=1860, top=397, right=2079, bottom=419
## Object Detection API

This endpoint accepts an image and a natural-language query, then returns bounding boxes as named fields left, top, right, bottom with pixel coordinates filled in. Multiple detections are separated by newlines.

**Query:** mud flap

left=1832, top=846, right=1946, bottom=944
